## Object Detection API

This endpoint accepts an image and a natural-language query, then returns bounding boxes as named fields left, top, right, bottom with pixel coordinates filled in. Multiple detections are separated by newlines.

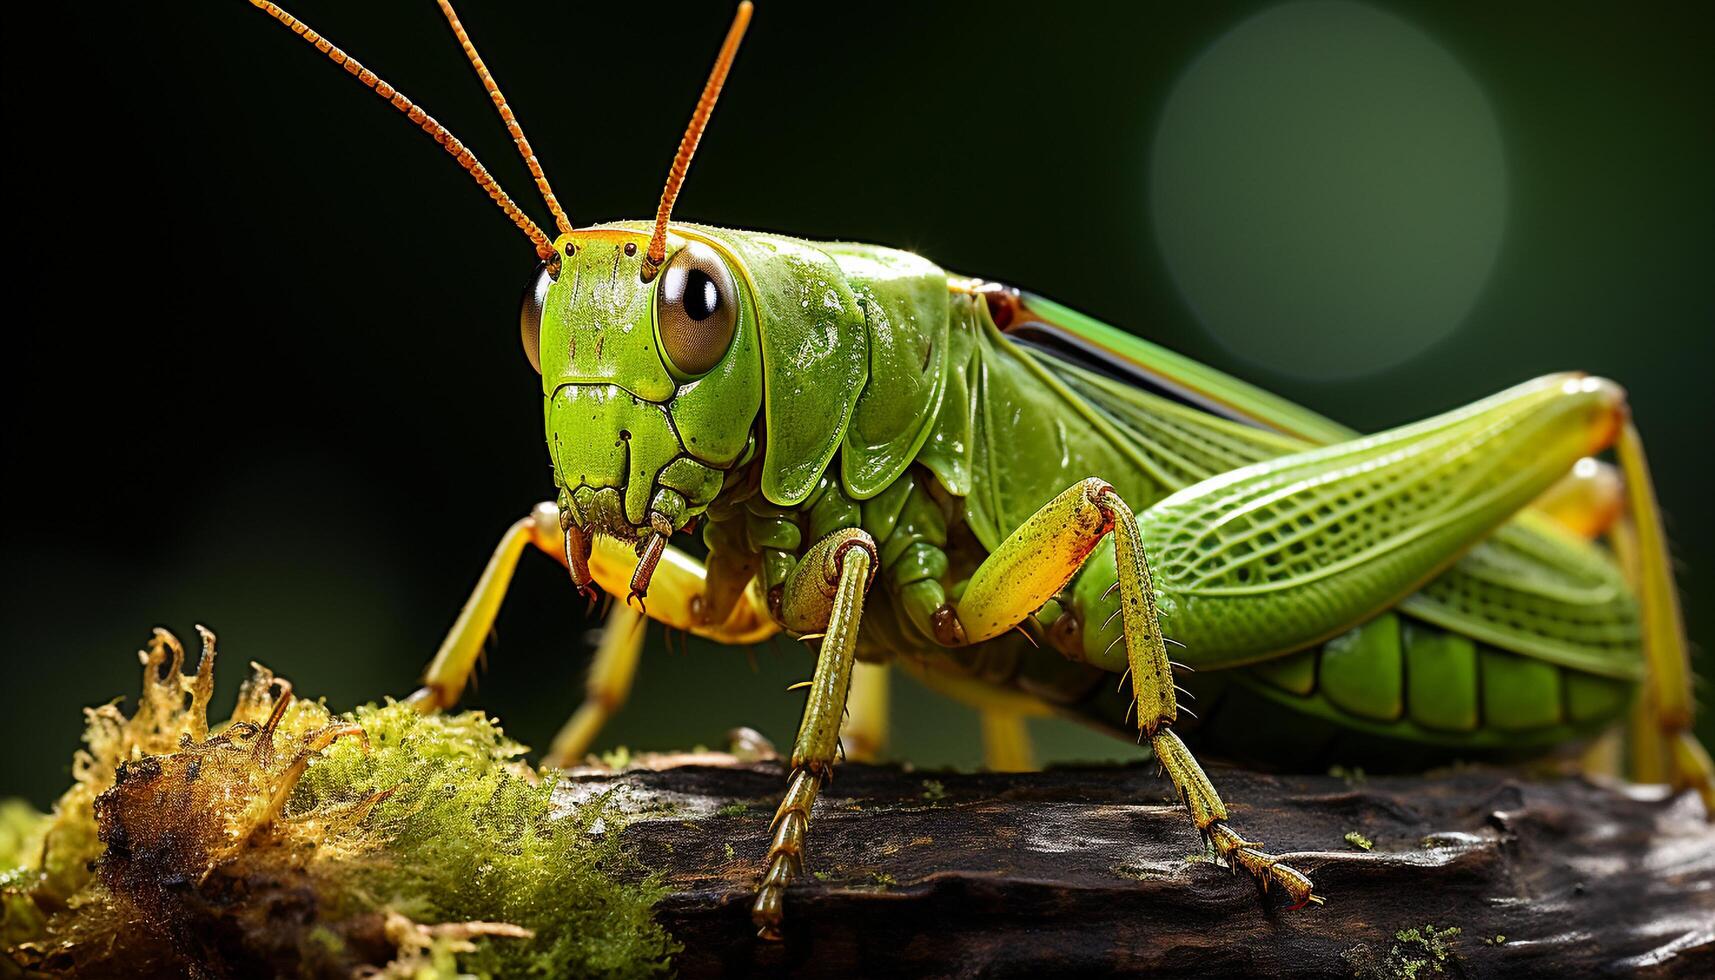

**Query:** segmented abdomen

left=1044, top=606, right=1635, bottom=770
left=1231, top=611, right=1634, bottom=748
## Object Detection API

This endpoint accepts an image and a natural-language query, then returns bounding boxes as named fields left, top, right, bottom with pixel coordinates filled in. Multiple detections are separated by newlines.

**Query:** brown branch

left=563, top=758, right=1715, bottom=978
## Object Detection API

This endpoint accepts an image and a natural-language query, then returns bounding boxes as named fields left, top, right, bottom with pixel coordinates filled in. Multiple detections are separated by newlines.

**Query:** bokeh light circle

left=1150, top=1, right=1507, bottom=379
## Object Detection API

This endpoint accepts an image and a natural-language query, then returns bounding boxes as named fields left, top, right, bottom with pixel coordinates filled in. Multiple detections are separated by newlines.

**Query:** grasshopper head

left=245, top=0, right=760, bottom=598
left=524, top=227, right=762, bottom=551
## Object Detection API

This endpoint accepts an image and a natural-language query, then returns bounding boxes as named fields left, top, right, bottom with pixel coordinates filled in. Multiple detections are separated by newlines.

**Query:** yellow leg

left=411, top=503, right=563, bottom=708
left=1608, top=518, right=1668, bottom=782
left=753, top=529, right=876, bottom=940
left=840, top=661, right=890, bottom=763
left=539, top=537, right=778, bottom=767
left=892, top=654, right=1056, bottom=720
left=587, top=534, right=777, bottom=644
left=889, top=656, right=1050, bottom=770
left=1581, top=729, right=1625, bottom=779
left=1615, top=422, right=1714, bottom=812
left=410, top=502, right=777, bottom=710
left=979, top=710, right=1036, bottom=772
left=950, top=479, right=1317, bottom=907
left=543, top=604, right=647, bottom=767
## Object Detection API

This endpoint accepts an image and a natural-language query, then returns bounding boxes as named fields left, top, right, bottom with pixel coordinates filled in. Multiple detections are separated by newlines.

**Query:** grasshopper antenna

left=642, top=1, right=754, bottom=281
left=436, top=1, right=574, bottom=237
left=245, top=1, right=557, bottom=260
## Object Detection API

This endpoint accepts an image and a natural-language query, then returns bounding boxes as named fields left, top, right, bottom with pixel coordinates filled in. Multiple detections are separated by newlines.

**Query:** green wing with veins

left=993, top=290, right=1641, bottom=680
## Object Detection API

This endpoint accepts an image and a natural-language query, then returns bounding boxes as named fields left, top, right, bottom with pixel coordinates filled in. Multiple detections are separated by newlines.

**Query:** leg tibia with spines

left=1100, top=487, right=1320, bottom=906
left=752, top=529, right=876, bottom=939
left=945, top=479, right=1318, bottom=906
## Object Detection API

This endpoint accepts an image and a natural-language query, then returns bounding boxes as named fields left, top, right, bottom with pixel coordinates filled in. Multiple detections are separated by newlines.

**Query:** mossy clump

left=287, top=700, right=678, bottom=977
left=2, top=628, right=678, bottom=978
left=0, top=800, right=49, bottom=869
left=1344, top=922, right=1464, bottom=980
left=1, top=799, right=54, bottom=949
left=1385, top=924, right=1462, bottom=979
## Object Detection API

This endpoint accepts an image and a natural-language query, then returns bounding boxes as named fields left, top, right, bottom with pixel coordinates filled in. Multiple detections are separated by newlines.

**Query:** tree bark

left=559, top=757, right=1715, bottom=978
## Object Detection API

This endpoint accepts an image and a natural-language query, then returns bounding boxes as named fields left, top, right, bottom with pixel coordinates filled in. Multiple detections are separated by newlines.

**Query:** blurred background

left=4, top=2, right=1711, bottom=807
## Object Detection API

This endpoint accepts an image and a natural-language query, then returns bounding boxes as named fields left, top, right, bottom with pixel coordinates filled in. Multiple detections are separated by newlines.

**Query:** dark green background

left=4, top=2, right=1711, bottom=807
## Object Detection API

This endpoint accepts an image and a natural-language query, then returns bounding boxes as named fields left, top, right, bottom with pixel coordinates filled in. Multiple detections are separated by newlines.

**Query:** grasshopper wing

left=996, top=289, right=1641, bottom=680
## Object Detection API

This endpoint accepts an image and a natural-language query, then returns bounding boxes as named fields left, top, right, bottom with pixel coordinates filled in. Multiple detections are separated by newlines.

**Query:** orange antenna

left=642, top=1, right=754, bottom=279
left=246, top=1, right=556, bottom=260
left=436, top=1, right=574, bottom=238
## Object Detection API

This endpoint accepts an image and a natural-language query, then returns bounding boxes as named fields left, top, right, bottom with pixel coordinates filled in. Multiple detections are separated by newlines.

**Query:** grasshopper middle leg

left=947, top=479, right=1319, bottom=907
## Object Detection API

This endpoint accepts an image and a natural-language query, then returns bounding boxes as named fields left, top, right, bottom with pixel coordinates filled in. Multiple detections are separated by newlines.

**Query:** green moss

left=920, top=779, right=946, bottom=801
left=715, top=802, right=749, bottom=818
left=3, top=630, right=679, bottom=978
left=1327, top=764, right=1368, bottom=786
left=1, top=800, right=54, bottom=949
left=0, top=800, right=49, bottom=872
left=1344, top=830, right=1375, bottom=851
left=290, top=701, right=679, bottom=978
left=1387, top=924, right=1462, bottom=979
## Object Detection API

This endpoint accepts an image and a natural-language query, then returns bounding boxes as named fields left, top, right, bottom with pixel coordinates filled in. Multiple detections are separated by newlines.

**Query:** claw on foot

left=1209, top=822, right=1319, bottom=909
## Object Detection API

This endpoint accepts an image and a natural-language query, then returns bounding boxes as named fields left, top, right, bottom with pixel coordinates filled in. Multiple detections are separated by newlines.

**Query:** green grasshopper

left=245, top=1, right=1711, bottom=938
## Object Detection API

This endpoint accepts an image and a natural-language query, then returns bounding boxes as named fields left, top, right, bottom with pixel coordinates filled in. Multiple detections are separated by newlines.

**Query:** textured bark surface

left=558, top=757, right=1715, bottom=979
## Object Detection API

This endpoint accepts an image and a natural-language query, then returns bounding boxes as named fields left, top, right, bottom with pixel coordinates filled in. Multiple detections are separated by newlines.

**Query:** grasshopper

left=243, top=1, right=1711, bottom=938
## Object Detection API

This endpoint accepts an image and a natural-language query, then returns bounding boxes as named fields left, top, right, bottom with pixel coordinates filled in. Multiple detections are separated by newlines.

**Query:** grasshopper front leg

left=409, top=502, right=568, bottom=711
left=542, top=603, right=645, bottom=767
left=752, top=527, right=877, bottom=939
left=409, top=501, right=777, bottom=766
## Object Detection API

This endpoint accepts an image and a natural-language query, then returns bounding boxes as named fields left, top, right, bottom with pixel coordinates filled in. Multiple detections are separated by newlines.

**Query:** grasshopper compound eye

left=520, top=261, right=552, bottom=374
left=656, top=242, right=738, bottom=377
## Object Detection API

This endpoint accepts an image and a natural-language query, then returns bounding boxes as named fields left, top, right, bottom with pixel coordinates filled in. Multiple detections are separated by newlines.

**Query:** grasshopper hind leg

left=1612, top=422, right=1715, bottom=812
